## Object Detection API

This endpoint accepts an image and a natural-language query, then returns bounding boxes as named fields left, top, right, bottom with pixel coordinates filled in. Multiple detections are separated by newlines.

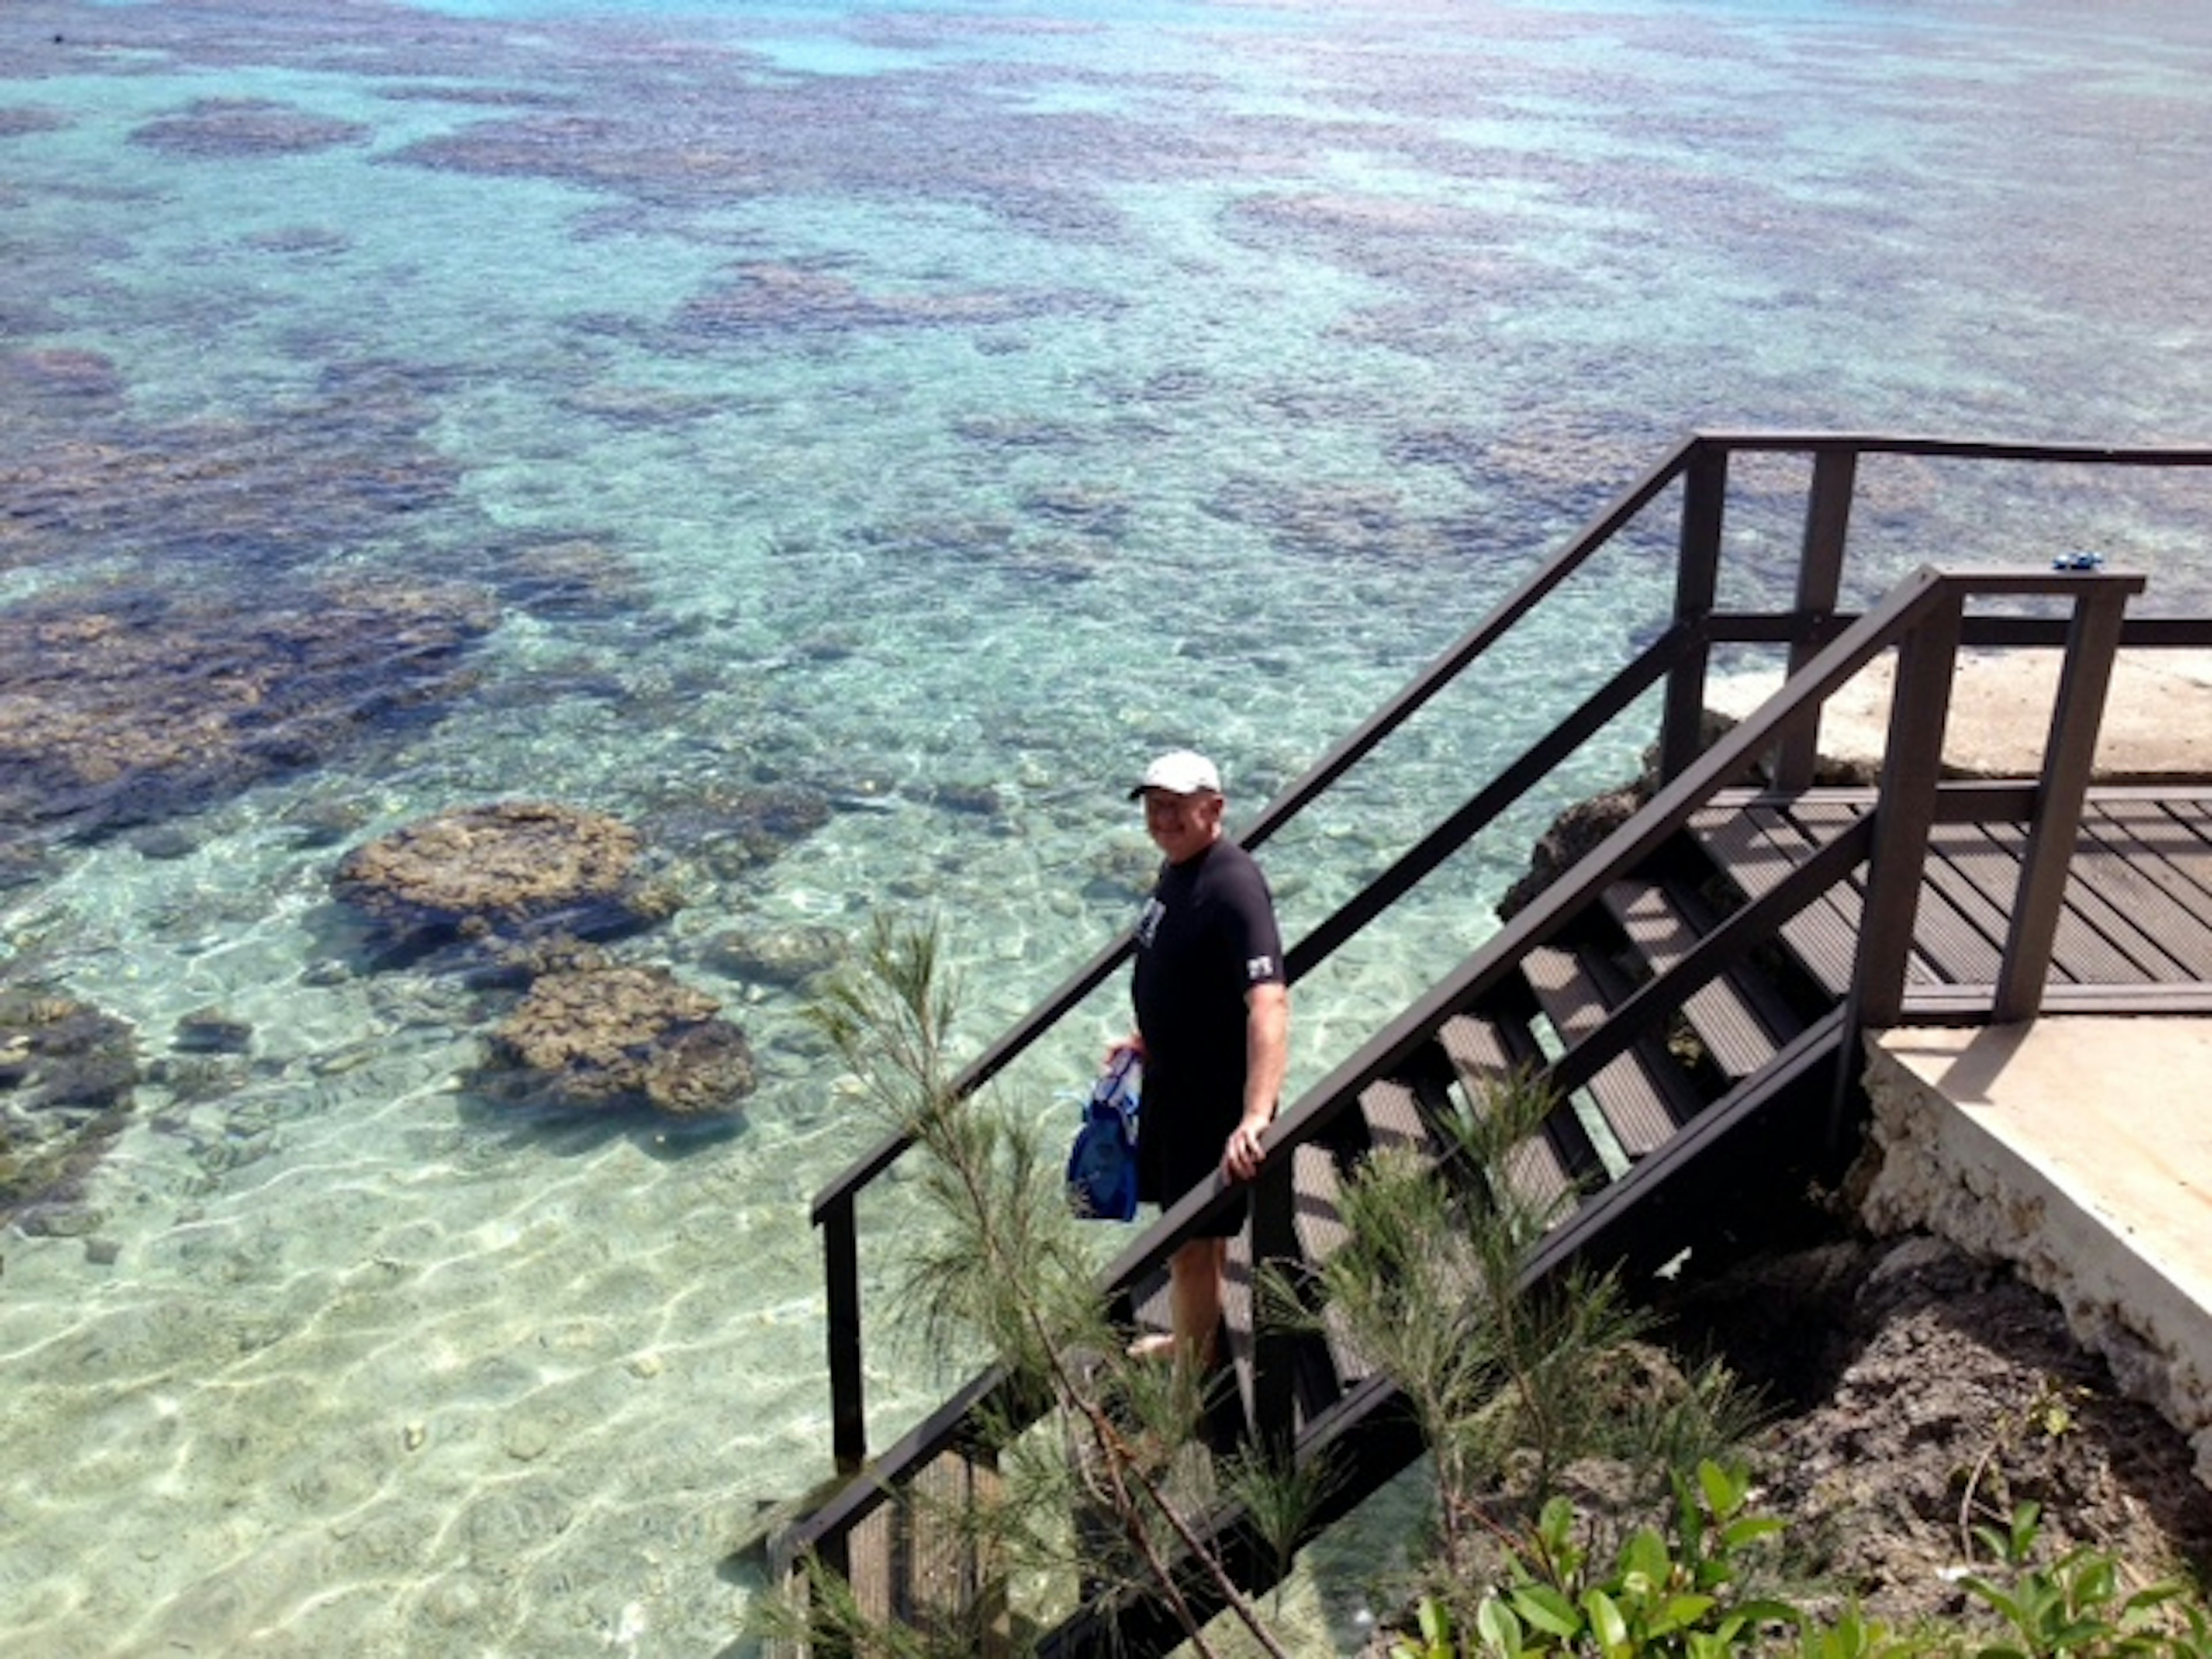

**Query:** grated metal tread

left=1602, top=880, right=1792, bottom=1080
left=1434, top=1013, right=1590, bottom=1214
left=1524, top=944, right=1703, bottom=1158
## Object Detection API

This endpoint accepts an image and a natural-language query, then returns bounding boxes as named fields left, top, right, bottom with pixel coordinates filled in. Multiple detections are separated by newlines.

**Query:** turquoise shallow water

left=4, top=0, right=2212, bottom=1652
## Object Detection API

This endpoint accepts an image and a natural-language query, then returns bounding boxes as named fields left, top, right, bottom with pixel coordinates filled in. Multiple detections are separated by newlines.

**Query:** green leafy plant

left=1959, top=1502, right=2197, bottom=1659
left=1465, top=1460, right=1800, bottom=1659
left=1389, top=1484, right=2212, bottom=1659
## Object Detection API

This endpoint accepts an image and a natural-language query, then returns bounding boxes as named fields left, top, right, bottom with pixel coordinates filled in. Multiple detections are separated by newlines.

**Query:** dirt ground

left=1661, top=1229, right=2212, bottom=1632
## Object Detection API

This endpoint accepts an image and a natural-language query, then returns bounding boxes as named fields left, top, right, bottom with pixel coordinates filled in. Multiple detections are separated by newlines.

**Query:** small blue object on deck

left=1067, top=1050, right=1142, bottom=1222
left=2054, top=550, right=2105, bottom=570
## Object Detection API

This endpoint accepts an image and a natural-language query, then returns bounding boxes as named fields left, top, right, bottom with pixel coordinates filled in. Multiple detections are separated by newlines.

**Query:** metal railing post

left=1771, top=448, right=1858, bottom=791
left=1657, top=442, right=1728, bottom=783
left=1247, top=1158, right=1298, bottom=1460
left=1851, top=590, right=1964, bottom=1029
left=1995, top=578, right=2140, bottom=1020
left=823, top=1192, right=867, bottom=1473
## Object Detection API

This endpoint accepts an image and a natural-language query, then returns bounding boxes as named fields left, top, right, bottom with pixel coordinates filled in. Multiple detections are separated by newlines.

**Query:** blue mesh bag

left=1066, top=1050, right=1142, bottom=1222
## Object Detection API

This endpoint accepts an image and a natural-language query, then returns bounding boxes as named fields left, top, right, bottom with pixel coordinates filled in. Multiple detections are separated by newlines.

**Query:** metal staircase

left=768, top=433, right=2212, bottom=1654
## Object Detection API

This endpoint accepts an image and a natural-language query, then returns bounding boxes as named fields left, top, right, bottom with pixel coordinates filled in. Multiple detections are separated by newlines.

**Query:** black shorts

left=1137, top=1089, right=1244, bottom=1238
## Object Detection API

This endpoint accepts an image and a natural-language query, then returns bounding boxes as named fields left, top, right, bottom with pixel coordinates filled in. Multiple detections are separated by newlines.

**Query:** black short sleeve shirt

left=1131, top=838, right=1285, bottom=1123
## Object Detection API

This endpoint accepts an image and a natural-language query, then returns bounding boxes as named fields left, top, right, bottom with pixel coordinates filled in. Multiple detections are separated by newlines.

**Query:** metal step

left=1601, top=878, right=1798, bottom=1079
left=1434, top=1012, right=1595, bottom=1213
left=1523, top=942, right=1705, bottom=1159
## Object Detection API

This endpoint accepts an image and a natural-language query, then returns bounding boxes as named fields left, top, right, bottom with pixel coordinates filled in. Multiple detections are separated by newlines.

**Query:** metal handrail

left=806, top=432, right=2212, bottom=1471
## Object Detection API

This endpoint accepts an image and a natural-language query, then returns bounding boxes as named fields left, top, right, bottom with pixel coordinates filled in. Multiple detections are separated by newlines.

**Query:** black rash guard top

left=1130, top=837, right=1285, bottom=1225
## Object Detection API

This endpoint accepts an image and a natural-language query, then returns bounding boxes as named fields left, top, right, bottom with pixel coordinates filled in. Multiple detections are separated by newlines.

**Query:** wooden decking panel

left=1689, top=802, right=1865, bottom=995
left=1786, top=798, right=1981, bottom=986
left=1694, top=787, right=2212, bottom=1003
left=1893, top=817, right=2033, bottom=983
left=1979, top=819, right=2202, bottom=983
left=2078, top=802, right=2212, bottom=976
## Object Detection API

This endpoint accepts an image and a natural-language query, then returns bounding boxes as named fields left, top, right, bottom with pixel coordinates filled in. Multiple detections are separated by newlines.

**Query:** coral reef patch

left=0, top=579, right=495, bottom=847
left=0, top=347, right=126, bottom=418
left=331, top=801, right=679, bottom=965
left=0, top=398, right=464, bottom=573
left=0, top=105, right=70, bottom=139
left=128, top=97, right=372, bottom=158
left=476, top=963, right=753, bottom=1120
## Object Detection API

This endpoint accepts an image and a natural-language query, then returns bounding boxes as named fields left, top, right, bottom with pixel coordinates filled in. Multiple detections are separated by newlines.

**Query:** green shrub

left=1391, top=1483, right=2211, bottom=1659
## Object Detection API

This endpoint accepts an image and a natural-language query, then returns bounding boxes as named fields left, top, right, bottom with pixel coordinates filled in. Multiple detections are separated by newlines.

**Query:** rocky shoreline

left=1661, top=1226, right=2212, bottom=1630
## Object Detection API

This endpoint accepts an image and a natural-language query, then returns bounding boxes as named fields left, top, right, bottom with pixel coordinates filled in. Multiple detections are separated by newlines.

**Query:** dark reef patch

left=0, top=374, right=464, bottom=573
left=372, top=83, right=575, bottom=111
left=128, top=97, right=373, bottom=158
left=1202, top=472, right=1423, bottom=565
left=635, top=782, right=832, bottom=882
left=0, top=578, right=495, bottom=846
left=476, top=532, right=650, bottom=622
left=0, top=347, right=127, bottom=419
left=0, top=987, right=138, bottom=1238
left=0, top=105, right=71, bottom=139
left=243, top=225, right=352, bottom=257
left=554, top=382, right=733, bottom=429
left=475, top=963, right=753, bottom=1122
left=331, top=801, right=679, bottom=967
left=666, top=260, right=1084, bottom=344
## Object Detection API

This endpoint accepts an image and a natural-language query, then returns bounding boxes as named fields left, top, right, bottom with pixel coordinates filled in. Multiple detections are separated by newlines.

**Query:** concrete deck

left=1860, top=1019, right=2212, bottom=1485
left=1707, top=648, right=2212, bottom=782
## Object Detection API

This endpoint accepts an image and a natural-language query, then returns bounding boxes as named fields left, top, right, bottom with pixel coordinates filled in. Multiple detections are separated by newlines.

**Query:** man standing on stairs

left=1116, top=748, right=1290, bottom=1372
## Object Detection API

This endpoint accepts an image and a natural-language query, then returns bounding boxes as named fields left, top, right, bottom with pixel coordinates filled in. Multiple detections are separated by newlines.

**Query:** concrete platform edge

left=1858, top=1019, right=2212, bottom=1490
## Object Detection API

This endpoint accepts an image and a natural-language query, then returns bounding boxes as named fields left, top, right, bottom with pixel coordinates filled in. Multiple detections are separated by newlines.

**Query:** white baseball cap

left=1128, top=749, right=1222, bottom=798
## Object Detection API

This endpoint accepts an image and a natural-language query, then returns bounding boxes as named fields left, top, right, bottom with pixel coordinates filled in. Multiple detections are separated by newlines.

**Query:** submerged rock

left=478, top=964, right=753, bottom=1119
left=699, top=924, right=849, bottom=990
left=639, top=783, right=832, bottom=880
left=332, top=801, right=680, bottom=966
left=172, top=1007, right=252, bottom=1056
left=0, top=987, right=138, bottom=1232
